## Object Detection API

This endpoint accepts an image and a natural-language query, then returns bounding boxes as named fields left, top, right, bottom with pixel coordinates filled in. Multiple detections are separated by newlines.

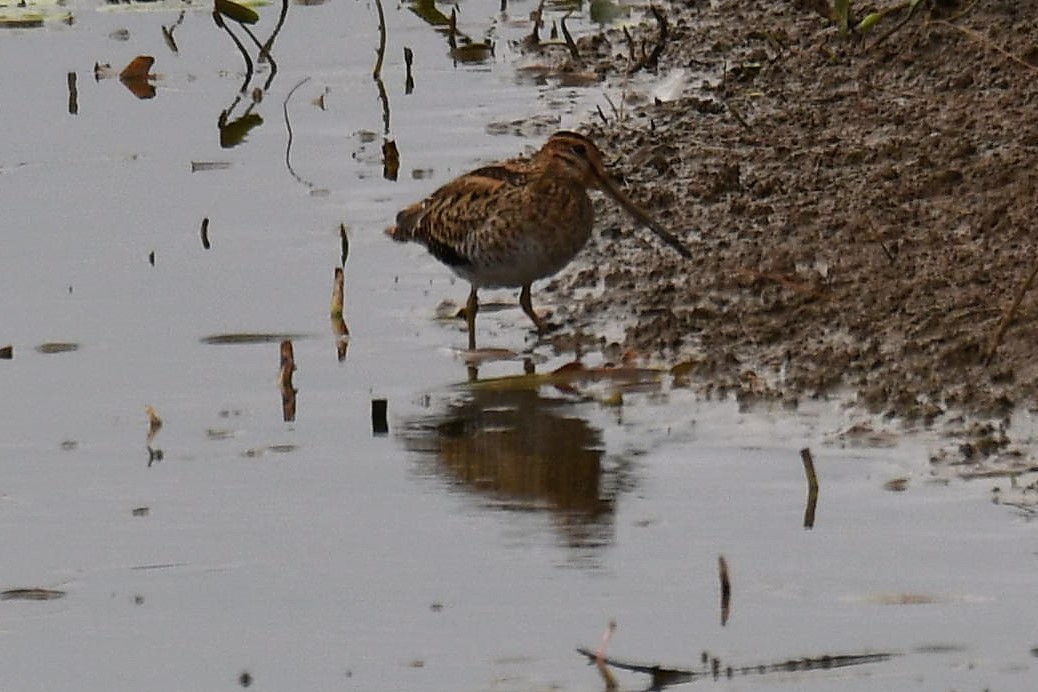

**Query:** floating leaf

left=2, top=588, right=66, bottom=601
left=145, top=405, right=163, bottom=443
left=200, top=332, right=307, bottom=345
left=118, top=55, right=156, bottom=99
left=0, top=0, right=71, bottom=29
left=330, top=267, right=345, bottom=318
left=35, top=342, right=78, bottom=354
left=215, top=0, right=260, bottom=25
left=0, top=14, right=44, bottom=28
left=883, top=477, right=909, bottom=492
left=119, top=55, right=153, bottom=81
left=190, top=161, right=233, bottom=172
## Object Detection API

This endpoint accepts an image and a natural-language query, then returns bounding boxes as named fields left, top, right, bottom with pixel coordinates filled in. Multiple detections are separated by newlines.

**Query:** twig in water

left=339, top=223, right=350, bottom=267
left=331, top=266, right=346, bottom=318
left=595, top=621, right=618, bottom=691
left=527, top=0, right=546, bottom=46
left=628, top=5, right=668, bottom=74
left=283, top=77, right=316, bottom=189
left=161, top=10, right=185, bottom=53
left=260, top=0, right=291, bottom=65
left=373, top=0, right=387, bottom=80
left=560, top=12, right=580, bottom=60
left=372, top=0, right=391, bottom=132
left=622, top=26, right=636, bottom=63
left=448, top=7, right=458, bottom=51
left=984, top=249, right=1038, bottom=365
left=404, top=47, right=415, bottom=94
left=800, top=448, right=819, bottom=529
left=602, top=92, right=621, bottom=122
left=279, top=340, right=297, bottom=422
left=67, top=72, right=78, bottom=115
left=332, top=262, right=350, bottom=360
left=375, top=75, right=391, bottom=134
left=718, top=555, right=732, bottom=626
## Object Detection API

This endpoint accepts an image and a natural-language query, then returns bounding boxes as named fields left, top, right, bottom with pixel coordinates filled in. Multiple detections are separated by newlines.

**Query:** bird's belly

left=456, top=230, right=589, bottom=288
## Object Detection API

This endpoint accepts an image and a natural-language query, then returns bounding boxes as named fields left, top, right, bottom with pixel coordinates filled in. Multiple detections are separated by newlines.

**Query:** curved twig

left=283, top=77, right=316, bottom=188
left=373, top=0, right=387, bottom=80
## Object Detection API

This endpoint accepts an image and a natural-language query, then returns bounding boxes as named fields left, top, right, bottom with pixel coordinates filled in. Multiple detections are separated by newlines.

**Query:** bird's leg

left=519, top=284, right=545, bottom=335
left=466, top=285, right=479, bottom=350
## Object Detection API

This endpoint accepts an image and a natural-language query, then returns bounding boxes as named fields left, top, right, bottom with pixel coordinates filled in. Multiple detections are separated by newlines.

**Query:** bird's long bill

left=596, top=173, right=693, bottom=259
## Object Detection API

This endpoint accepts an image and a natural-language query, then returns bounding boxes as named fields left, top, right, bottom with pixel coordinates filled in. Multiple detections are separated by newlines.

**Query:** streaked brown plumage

left=386, top=130, right=691, bottom=349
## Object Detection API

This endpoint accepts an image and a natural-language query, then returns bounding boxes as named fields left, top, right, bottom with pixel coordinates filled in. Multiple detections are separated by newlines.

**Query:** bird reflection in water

left=399, top=385, right=628, bottom=554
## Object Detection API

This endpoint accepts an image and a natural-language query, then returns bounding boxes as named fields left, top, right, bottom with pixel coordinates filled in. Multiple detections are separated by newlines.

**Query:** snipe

left=386, top=131, right=691, bottom=349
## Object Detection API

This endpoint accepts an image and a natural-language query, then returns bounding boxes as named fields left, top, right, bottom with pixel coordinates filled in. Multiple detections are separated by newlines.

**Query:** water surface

left=1, top=2, right=1036, bottom=691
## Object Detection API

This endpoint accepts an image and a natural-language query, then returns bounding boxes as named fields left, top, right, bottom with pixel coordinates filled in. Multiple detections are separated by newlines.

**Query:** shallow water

left=1, top=2, right=1036, bottom=691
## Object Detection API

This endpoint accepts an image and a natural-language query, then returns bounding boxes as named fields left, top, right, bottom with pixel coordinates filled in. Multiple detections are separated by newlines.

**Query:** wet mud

left=535, top=1, right=1038, bottom=476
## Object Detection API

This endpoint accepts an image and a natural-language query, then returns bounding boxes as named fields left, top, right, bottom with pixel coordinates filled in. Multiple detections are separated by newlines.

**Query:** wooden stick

left=718, top=555, right=731, bottom=626
left=372, top=0, right=387, bottom=80
left=800, top=448, right=819, bottom=529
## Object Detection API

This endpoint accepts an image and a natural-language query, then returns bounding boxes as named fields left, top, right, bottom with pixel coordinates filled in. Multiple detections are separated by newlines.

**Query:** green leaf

left=215, top=0, right=259, bottom=25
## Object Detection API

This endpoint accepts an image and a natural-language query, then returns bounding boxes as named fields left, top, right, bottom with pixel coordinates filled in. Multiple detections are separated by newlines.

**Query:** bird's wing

left=392, top=164, right=530, bottom=266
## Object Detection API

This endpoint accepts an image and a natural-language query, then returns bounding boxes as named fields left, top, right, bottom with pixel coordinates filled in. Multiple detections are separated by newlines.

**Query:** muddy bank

left=527, top=1, right=1038, bottom=481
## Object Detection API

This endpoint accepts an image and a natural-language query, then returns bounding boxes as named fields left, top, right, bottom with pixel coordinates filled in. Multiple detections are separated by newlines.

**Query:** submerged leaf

left=35, top=342, right=79, bottom=354
left=2, top=588, right=66, bottom=601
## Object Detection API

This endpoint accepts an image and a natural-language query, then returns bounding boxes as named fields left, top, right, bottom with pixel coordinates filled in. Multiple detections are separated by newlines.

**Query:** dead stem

left=628, top=5, right=668, bottom=74
left=283, top=77, right=315, bottom=189
left=800, top=447, right=819, bottom=529
left=984, top=251, right=1038, bottom=365
left=718, top=555, right=731, bottom=626
left=933, top=20, right=1038, bottom=74
left=560, top=12, right=580, bottom=60
left=373, top=0, right=387, bottom=80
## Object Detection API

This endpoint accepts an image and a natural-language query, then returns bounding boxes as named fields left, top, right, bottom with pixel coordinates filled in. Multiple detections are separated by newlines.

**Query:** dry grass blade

left=933, top=20, right=1038, bottom=74
left=984, top=251, right=1038, bottom=365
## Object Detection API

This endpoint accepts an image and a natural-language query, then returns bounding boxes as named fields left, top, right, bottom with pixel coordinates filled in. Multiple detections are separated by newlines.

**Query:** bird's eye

left=571, top=144, right=587, bottom=157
